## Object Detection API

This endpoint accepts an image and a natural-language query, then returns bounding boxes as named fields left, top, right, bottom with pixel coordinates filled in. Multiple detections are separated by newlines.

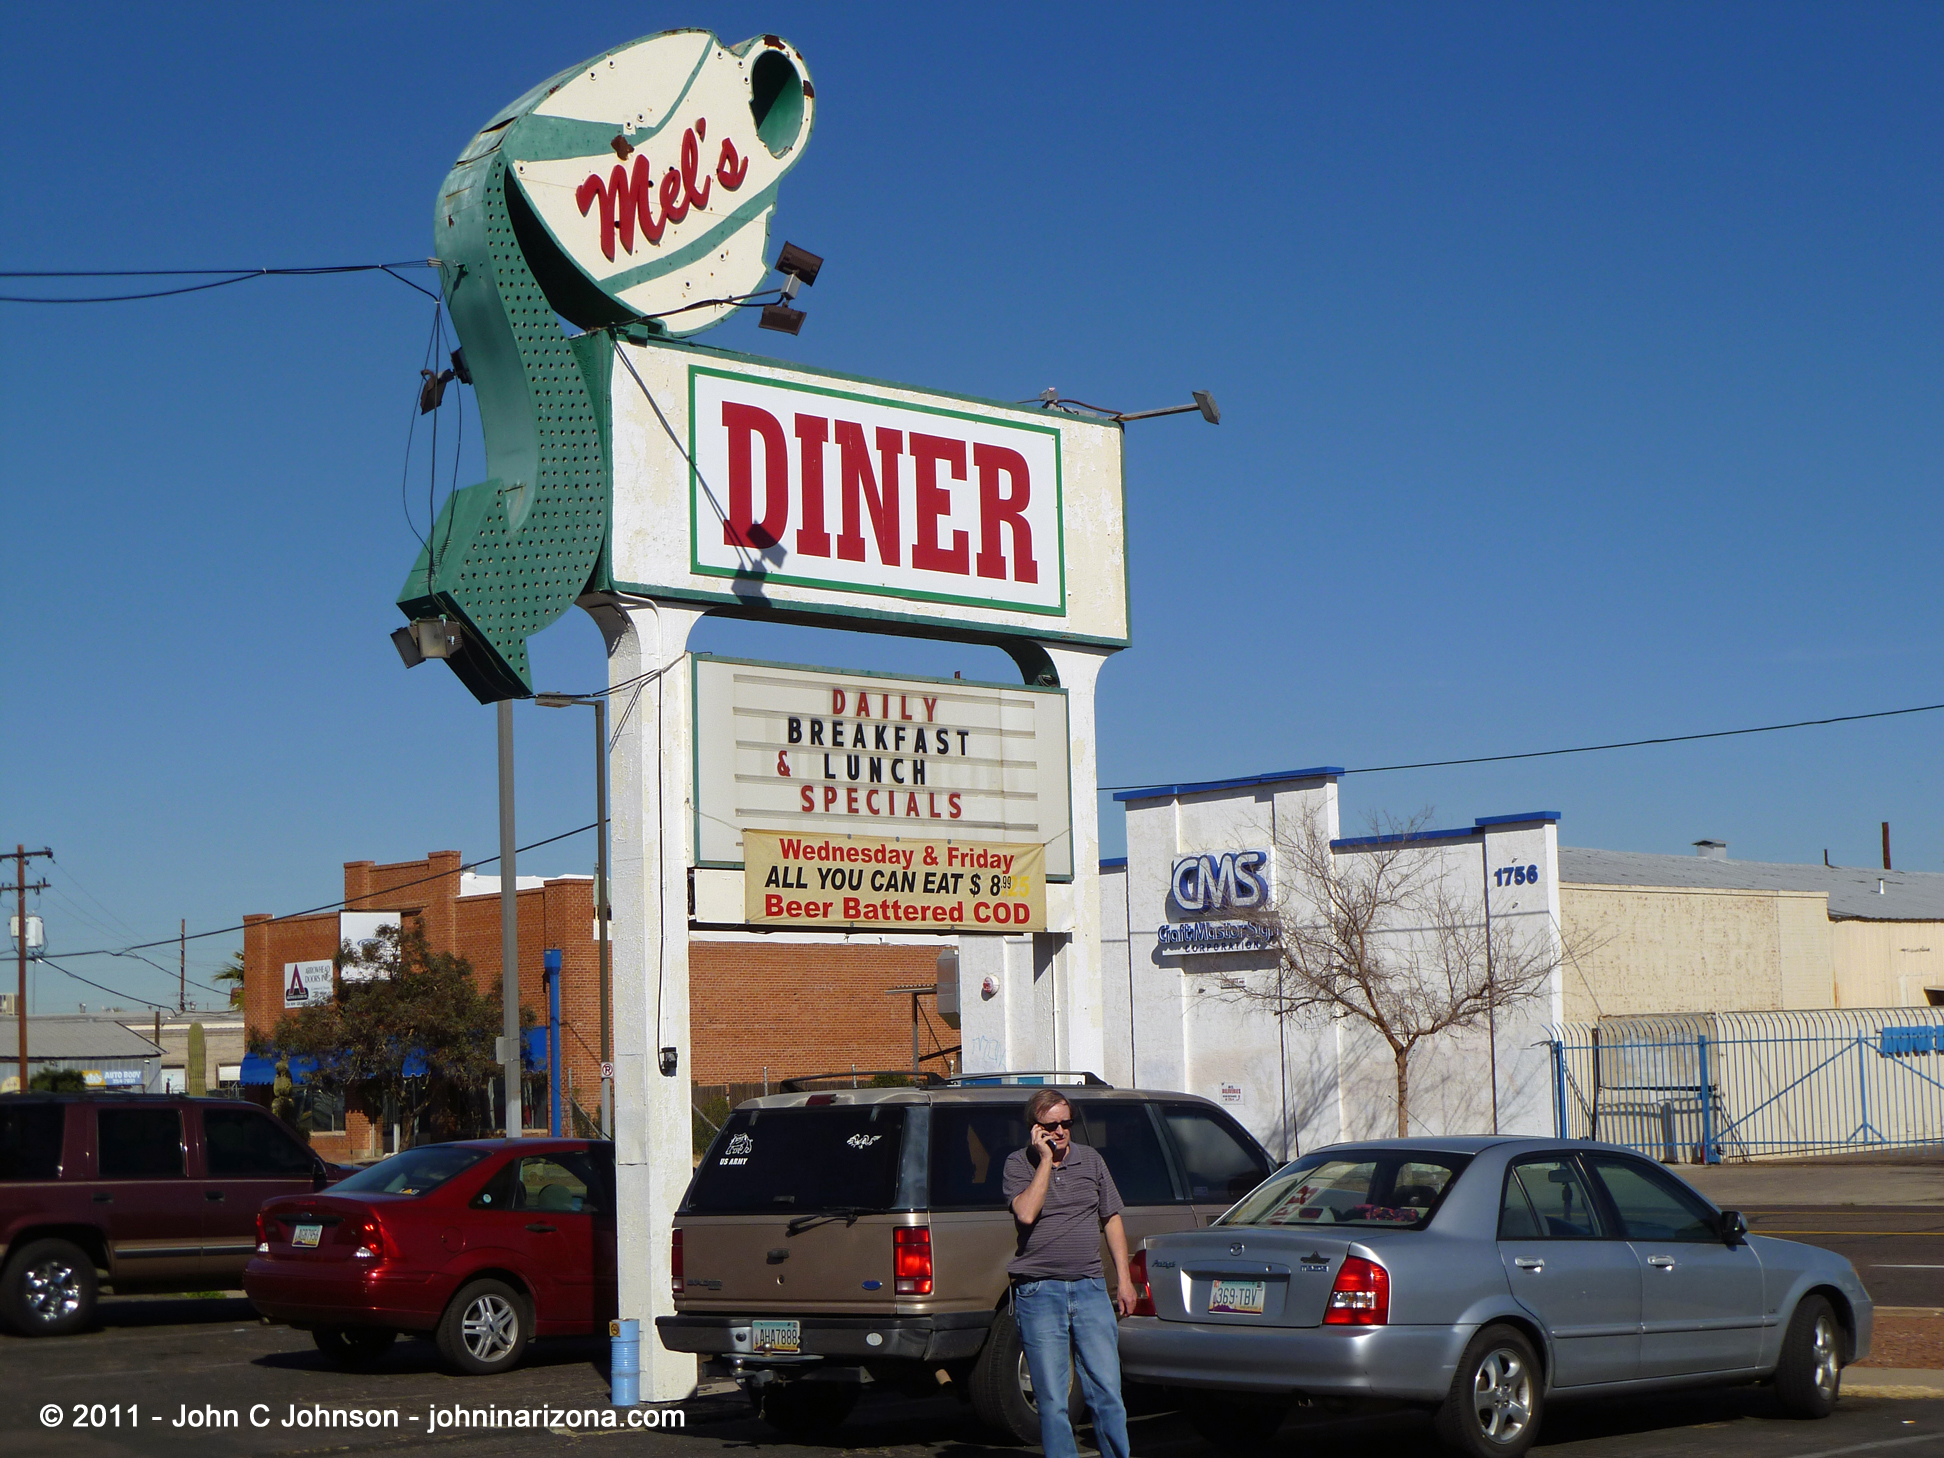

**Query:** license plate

left=292, top=1224, right=322, bottom=1248
left=1208, top=1280, right=1266, bottom=1315
left=751, top=1319, right=800, bottom=1354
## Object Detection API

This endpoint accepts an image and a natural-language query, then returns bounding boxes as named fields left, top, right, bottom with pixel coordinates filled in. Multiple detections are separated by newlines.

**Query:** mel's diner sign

left=694, top=656, right=1073, bottom=879
left=610, top=349, right=1129, bottom=647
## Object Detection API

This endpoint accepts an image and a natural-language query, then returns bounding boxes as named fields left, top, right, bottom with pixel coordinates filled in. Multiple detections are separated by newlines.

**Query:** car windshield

left=1219, top=1149, right=1471, bottom=1229
left=686, top=1105, right=907, bottom=1215
left=331, top=1145, right=487, bottom=1197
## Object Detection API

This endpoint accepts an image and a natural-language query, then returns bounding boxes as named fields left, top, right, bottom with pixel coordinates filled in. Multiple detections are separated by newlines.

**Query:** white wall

left=1117, top=775, right=1562, bottom=1154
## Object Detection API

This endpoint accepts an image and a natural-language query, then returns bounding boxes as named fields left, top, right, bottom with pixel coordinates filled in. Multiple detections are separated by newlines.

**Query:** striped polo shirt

left=1002, top=1141, right=1125, bottom=1280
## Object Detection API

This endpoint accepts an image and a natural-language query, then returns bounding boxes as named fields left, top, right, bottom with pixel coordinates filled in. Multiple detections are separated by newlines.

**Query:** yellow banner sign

left=743, top=829, right=1045, bottom=932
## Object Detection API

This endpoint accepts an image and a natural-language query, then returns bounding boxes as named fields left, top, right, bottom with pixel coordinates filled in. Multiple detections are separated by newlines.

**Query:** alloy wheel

left=1469, top=1347, right=1533, bottom=1444
left=1812, top=1313, right=1841, bottom=1398
left=22, top=1257, right=81, bottom=1323
left=1016, top=1350, right=1038, bottom=1409
left=461, top=1293, right=519, bottom=1362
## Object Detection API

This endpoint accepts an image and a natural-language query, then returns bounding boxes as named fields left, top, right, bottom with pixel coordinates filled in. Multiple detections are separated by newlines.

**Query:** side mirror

left=312, top=1159, right=330, bottom=1191
left=1719, top=1209, right=1747, bottom=1246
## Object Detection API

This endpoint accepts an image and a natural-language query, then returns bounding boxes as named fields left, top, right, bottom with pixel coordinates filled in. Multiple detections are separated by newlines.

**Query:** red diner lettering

left=765, top=894, right=783, bottom=916
left=716, top=137, right=748, bottom=189
left=721, top=402, right=789, bottom=548
left=681, top=122, right=712, bottom=211
left=794, top=414, right=830, bottom=557
left=659, top=166, right=688, bottom=224
left=910, top=433, right=970, bottom=574
left=974, top=443, right=1037, bottom=583
left=835, top=423, right=901, bottom=566
left=949, top=793, right=962, bottom=819
left=800, top=786, right=815, bottom=811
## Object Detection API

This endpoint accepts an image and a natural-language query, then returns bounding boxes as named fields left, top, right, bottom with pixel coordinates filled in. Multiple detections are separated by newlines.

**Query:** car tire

left=1434, top=1324, right=1543, bottom=1458
left=756, top=1381, right=859, bottom=1437
left=312, top=1325, right=397, bottom=1369
left=435, top=1278, right=530, bottom=1376
left=1183, top=1391, right=1287, bottom=1447
left=1774, top=1295, right=1844, bottom=1419
left=968, top=1307, right=1085, bottom=1445
left=1, top=1238, right=98, bottom=1337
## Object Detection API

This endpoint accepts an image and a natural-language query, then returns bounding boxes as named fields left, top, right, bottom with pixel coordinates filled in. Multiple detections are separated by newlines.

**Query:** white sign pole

left=607, top=597, right=704, bottom=1402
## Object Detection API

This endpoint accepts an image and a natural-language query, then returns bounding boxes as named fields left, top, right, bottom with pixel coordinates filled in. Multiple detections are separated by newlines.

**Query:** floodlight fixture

left=1116, top=391, right=1222, bottom=424
left=774, top=241, right=823, bottom=287
left=759, top=303, right=807, bottom=335
left=393, top=618, right=463, bottom=667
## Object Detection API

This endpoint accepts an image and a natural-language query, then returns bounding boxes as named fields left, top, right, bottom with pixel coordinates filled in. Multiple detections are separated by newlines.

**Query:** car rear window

left=688, top=1105, right=907, bottom=1214
left=0, top=1104, right=64, bottom=1180
left=930, top=1106, right=1029, bottom=1209
left=1220, top=1149, right=1471, bottom=1230
left=333, top=1145, right=487, bottom=1196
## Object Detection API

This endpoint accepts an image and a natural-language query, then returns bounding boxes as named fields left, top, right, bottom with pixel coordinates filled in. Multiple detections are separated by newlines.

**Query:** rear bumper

left=656, top=1311, right=992, bottom=1365
left=243, top=1259, right=448, bottom=1333
left=1117, top=1318, right=1474, bottom=1403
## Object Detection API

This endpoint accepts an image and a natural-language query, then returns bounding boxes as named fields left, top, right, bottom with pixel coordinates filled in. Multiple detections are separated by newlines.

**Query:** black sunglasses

left=1036, top=1119, right=1073, bottom=1131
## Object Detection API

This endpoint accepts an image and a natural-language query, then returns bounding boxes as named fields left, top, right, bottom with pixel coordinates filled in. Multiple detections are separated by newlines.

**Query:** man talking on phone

left=1002, top=1087, right=1135, bottom=1458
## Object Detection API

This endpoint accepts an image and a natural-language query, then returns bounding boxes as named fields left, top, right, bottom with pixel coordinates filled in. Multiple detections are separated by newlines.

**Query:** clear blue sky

left=3, top=3, right=1939, bottom=1013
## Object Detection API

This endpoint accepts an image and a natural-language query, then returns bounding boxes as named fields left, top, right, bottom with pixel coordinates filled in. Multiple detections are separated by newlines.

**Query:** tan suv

left=657, top=1072, right=1274, bottom=1442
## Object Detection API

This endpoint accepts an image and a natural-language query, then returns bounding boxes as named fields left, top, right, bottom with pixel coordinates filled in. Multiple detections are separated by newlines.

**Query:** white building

left=1089, top=769, right=1566, bottom=1158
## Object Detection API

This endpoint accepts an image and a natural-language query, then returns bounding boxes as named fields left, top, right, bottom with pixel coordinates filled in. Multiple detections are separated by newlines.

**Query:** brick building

left=243, top=851, right=944, bottom=1159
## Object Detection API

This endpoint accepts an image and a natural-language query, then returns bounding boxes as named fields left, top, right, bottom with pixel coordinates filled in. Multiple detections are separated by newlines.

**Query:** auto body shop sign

left=694, top=656, right=1073, bottom=879
left=744, top=830, right=1045, bottom=931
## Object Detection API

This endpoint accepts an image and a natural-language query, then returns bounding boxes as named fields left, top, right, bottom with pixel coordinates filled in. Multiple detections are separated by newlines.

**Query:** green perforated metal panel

left=397, top=152, right=611, bottom=703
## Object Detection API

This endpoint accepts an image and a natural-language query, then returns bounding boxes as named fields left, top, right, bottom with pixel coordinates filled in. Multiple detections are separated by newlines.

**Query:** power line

left=1097, top=697, right=1944, bottom=792
left=50, top=820, right=599, bottom=962
left=0, top=261, right=440, bottom=305
left=37, top=957, right=178, bottom=1012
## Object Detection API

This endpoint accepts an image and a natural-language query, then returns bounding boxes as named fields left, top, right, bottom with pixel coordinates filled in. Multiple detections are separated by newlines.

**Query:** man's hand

left=1104, top=1214, right=1137, bottom=1316
left=1030, top=1122, right=1056, bottom=1159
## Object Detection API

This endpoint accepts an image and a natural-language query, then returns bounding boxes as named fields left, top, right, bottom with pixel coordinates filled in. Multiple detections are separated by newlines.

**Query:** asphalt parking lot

left=5, top=1295, right=1944, bottom=1458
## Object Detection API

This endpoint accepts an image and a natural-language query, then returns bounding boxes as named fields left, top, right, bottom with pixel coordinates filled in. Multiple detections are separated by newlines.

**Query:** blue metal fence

left=1549, top=1008, right=1944, bottom=1163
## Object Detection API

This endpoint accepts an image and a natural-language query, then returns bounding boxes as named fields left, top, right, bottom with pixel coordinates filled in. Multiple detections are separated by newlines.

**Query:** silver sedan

left=1117, top=1137, right=1872, bottom=1457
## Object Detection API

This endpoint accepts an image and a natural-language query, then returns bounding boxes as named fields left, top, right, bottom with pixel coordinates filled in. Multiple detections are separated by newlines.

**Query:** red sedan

left=245, top=1139, right=615, bottom=1374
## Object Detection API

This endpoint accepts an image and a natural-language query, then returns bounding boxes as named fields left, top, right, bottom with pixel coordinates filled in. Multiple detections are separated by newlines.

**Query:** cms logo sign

left=1170, top=849, right=1270, bottom=913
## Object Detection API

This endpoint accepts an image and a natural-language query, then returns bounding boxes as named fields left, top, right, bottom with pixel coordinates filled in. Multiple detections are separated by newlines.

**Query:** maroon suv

left=0, top=1094, right=335, bottom=1335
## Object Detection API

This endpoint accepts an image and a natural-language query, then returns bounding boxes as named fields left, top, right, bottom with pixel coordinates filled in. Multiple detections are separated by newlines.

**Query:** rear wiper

left=785, top=1205, right=882, bottom=1236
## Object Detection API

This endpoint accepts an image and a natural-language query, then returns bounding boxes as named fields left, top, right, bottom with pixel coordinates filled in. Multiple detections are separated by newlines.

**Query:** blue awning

left=242, top=1037, right=545, bottom=1085
left=239, top=1052, right=320, bottom=1086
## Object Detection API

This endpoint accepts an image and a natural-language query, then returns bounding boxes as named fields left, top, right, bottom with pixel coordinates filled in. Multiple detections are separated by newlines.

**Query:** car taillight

left=671, top=1228, right=684, bottom=1296
left=1129, top=1250, right=1156, bottom=1317
left=893, top=1226, right=932, bottom=1295
left=1324, top=1255, right=1389, bottom=1325
left=255, top=1211, right=275, bottom=1252
left=351, top=1214, right=388, bottom=1261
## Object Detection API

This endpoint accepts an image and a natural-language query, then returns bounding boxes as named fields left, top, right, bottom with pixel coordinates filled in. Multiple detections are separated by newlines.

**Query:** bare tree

left=1237, top=808, right=1567, bottom=1137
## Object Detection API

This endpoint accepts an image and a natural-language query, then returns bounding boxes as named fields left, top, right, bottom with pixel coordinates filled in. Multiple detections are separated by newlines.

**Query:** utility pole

left=179, top=919, right=186, bottom=1013
left=498, top=701, right=522, bottom=1139
left=594, top=694, right=611, bottom=1138
left=13, top=846, right=52, bottom=1092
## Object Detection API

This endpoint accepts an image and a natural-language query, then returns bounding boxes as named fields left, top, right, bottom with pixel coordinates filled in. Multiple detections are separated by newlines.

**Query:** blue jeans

left=1012, top=1276, right=1130, bottom=1458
